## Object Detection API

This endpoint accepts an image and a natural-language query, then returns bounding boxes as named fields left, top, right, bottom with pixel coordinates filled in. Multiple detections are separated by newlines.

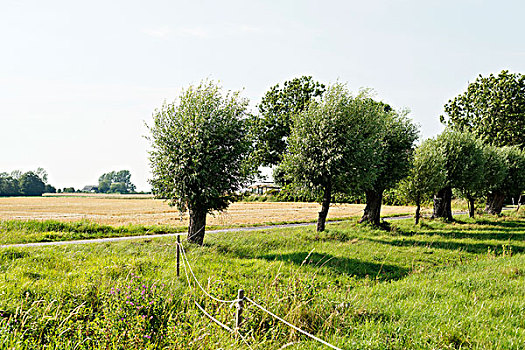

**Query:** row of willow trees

left=402, top=131, right=524, bottom=224
left=148, top=71, right=525, bottom=244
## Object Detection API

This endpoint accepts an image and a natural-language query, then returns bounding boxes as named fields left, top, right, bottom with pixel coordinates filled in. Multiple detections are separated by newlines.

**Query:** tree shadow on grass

left=391, top=220, right=525, bottom=241
left=207, top=242, right=409, bottom=281
left=394, top=228, right=525, bottom=241
left=368, top=237, right=525, bottom=255
left=259, top=251, right=409, bottom=281
left=474, top=218, right=525, bottom=228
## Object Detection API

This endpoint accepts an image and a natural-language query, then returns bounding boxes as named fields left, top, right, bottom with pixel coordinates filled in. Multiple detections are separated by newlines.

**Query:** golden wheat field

left=0, top=194, right=417, bottom=227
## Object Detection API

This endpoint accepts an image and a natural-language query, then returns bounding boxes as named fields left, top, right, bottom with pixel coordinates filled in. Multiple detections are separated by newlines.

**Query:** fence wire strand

left=245, top=296, right=342, bottom=350
left=177, top=240, right=342, bottom=350
left=178, top=242, right=239, bottom=304
left=177, top=241, right=254, bottom=349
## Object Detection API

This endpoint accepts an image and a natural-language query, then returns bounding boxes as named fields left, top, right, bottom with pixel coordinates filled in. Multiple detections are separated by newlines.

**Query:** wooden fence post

left=235, top=289, right=244, bottom=329
left=176, top=235, right=180, bottom=277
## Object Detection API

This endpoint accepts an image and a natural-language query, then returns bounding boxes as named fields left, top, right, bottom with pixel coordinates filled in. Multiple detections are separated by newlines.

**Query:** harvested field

left=0, top=194, right=418, bottom=227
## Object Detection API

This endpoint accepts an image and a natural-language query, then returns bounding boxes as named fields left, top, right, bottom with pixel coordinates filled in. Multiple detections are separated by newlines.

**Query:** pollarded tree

left=485, top=146, right=525, bottom=214
left=254, top=76, right=325, bottom=167
left=432, top=130, right=485, bottom=220
left=475, top=145, right=507, bottom=215
left=398, top=138, right=447, bottom=224
left=147, top=80, right=255, bottom=245
left=455, top=138, right=489, bottom=218
left=441, top=70, right=525, bottom=148
left=359, top=107, right=419, bottom=225
left=282, top=83, right=382, bottom=232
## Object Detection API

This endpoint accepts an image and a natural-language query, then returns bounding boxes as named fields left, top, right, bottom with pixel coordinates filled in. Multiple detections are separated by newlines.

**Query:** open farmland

left=0, top=194, right=417, bottom=227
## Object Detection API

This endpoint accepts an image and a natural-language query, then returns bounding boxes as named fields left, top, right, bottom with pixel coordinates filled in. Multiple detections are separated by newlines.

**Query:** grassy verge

left=0, top=213, right=424, bottom=246
left=0, top=220, right=186, bottom=245
left=0, top=218, right=348, bottom=245
left=0, top=214, right=524, bottom=349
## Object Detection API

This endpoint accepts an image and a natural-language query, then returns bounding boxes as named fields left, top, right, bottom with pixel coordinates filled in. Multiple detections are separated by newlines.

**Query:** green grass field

left=0, top=211, right=524, bottom=349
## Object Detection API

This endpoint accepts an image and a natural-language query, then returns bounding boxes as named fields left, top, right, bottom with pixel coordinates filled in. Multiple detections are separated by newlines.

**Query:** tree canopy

left=98, top=170, right=136, bottom=194
left=19, top=172, right=46, bottom=196
left=148, top=80, right=255, bottom=244
left=441, top=70, right=525, bottom=148
left=359, top=106, right=419, bottom=225
left=253, top=76, right=325, bottom=167
left=399, top=138, right=447, bottom=223
left=282, top=83, right=383, bottom=231
left=0, top=169, right=53, bottom=197
left=484, top=145, right=525, bottom=214
left=432, top=130, right=486, bottom=219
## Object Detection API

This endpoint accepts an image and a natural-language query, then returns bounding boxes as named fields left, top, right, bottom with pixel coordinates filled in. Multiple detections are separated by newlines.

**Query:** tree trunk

left=433, top=186, right=453, bottom=220
left=467, top=196, right=475, bottom=218
left=316, top=181, right=332, bottom=232
left=415, top=198, right=421, bottom=225
left=485, top=191, right=506, bottom=215
left=188, top=205, right=207, bottom=245
left=360, top=189, right=383, bottom=226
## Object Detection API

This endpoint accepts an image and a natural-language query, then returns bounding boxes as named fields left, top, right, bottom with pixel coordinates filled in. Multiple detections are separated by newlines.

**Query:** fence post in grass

left=176, top=235, right=180, bottom=277
left=235, top=289, right=245, bottom=330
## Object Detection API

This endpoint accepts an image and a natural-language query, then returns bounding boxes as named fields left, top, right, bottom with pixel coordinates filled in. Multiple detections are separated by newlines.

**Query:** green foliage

left=382, top=186, right=412, bottom=206
left=282, top=83, right=382, bottom=195
left=437, top=130, right=485, bottom=196
left=62, top=187, right=76, bottom=193
left=442, top=70, right=525, bottom=147
left=0, top=169, right=52, bottom=197
left=0, top=173, right=20, bottom=196
left=398, top=137, right=447, bottom=204
left=44, top=184, right=56, bottom=193
left=253, top=76, right=325, bottom=166
left=497, top=146, right=525, bottom=197
left=18, top=172, right=45, bottom=196
left=147, top=80, right=255, bottom=214
left=98, top=170, right=136, bottom=194
left=365, top=107, right=419, bottom=192
left=481, top=144, right=508, bottom=195
left=0, top=219, right=184, bottom=245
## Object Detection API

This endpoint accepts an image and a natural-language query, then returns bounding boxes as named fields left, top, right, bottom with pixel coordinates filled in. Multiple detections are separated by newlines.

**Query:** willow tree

left=432, top=130, right=485, bottom=220
left=485, top=146, right=525, bottom=214
left=399, top=138, right=446, bottom=224
left=359, top=108, right=419, bottom=225
left=147, top=81, right=255, bottom=245
left=282, top=83, right=382, bottom=232
left=469, top=144, right=507, bottom=216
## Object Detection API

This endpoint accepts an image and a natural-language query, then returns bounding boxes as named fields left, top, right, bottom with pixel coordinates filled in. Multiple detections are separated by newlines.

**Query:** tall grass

left=0, top=214, right=523, bottom=349
left=0, top=220, right=184, bottom=244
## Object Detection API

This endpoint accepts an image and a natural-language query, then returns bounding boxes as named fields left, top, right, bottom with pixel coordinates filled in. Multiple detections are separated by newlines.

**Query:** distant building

left=81, top=185, right=98, bottom=193
left=247, top=182, right=280, bottom=195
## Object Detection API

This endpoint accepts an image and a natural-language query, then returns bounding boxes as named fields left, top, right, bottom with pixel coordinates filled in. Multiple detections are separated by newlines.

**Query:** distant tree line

left=97, top=170, right=136, bottom=194
left=0, top=168, right=56, bottom=196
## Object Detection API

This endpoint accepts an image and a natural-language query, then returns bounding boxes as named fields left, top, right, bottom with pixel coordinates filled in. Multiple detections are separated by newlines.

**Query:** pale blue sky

left=1, top=0, right=524, bottom=191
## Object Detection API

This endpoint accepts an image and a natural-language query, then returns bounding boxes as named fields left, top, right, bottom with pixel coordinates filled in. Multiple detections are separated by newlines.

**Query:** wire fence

left=175, top=239, right=343, bottom=350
